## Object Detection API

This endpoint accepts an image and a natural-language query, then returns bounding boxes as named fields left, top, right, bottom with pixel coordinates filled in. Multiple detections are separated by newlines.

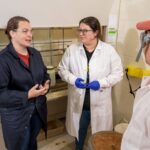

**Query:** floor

left=38, top=131, right=91, bottom=150
left=0, top=123, right=6, bottom=150
left=0, top=123, right=91, bottom=150
left=39, top=133, right=74, bottom=150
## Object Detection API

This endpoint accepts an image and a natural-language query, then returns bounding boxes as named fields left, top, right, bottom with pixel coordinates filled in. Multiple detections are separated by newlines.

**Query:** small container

left=47, top=66, right=56, bottom=87
left=114, top=123, right=128, bottom=134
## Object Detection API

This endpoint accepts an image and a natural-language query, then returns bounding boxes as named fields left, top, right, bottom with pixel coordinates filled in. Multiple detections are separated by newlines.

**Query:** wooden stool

left=89, top=131, right=122, bottom=150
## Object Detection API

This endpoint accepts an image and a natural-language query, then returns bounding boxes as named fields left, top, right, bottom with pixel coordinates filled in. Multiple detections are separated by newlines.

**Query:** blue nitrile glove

left=75, top=78, right=86, bottom=89
left=87, top=80, right=100, bottom=90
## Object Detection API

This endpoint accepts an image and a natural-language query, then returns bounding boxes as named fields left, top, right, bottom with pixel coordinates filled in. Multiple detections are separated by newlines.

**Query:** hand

left=43, top=80, right=50, bottom=94
left=75, top=78, right=86, bottom=89
left=28, top=84, right=46, bottom=99
left=87, top=80, right=100, bottom=90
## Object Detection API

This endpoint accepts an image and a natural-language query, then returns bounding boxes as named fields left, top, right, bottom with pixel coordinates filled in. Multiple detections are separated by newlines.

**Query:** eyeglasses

left=77, top=29, right=93, bottom=34
left=13, top=29, right=32, bottom=34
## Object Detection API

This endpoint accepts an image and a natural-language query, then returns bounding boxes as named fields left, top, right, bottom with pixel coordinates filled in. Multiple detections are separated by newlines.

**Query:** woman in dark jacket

left=0, top=16, right=50, bottom=150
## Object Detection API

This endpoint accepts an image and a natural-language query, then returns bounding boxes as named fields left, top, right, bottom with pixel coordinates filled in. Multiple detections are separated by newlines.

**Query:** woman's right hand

left=28, top=84, right=46, bottom=99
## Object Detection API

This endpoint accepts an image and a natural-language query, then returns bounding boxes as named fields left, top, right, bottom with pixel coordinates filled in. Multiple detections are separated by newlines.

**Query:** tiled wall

left=0, top=27, right=78, bottom=68
left=32, top=27, right=78, bottom=68
left=0, top=29, right=9, bottom=49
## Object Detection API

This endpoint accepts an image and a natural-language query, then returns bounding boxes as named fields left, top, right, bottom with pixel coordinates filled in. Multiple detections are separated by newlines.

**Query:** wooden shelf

left=46, top=89, right=67, bottom=102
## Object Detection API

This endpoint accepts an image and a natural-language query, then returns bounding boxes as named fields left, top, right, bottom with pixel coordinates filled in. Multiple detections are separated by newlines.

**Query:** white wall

left=0, top=0, right=113, bottom=27
left=114, top=0, right=150, bottom=124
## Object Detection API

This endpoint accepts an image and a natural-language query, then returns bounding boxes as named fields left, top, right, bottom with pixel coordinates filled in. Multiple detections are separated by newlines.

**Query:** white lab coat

left=58, top=40, right=123, bottom=139
left=121, top=77, right=150, bottom=150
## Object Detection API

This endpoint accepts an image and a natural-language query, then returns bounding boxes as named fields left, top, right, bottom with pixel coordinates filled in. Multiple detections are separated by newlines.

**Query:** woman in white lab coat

left=58, top=16, right=123, bottom=150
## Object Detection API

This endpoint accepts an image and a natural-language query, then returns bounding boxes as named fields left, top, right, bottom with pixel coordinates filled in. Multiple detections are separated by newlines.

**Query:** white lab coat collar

left=78, top=40, right=103, bottom=56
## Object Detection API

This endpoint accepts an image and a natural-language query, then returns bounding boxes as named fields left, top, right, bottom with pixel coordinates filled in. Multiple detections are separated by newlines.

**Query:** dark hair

left=5, top=16, right=30, bottom=40
left=79, top=16, right=101, bottom=39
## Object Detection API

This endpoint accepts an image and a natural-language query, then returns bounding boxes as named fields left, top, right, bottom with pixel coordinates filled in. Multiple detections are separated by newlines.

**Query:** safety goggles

left=136, top=31, right=150, bottom=61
